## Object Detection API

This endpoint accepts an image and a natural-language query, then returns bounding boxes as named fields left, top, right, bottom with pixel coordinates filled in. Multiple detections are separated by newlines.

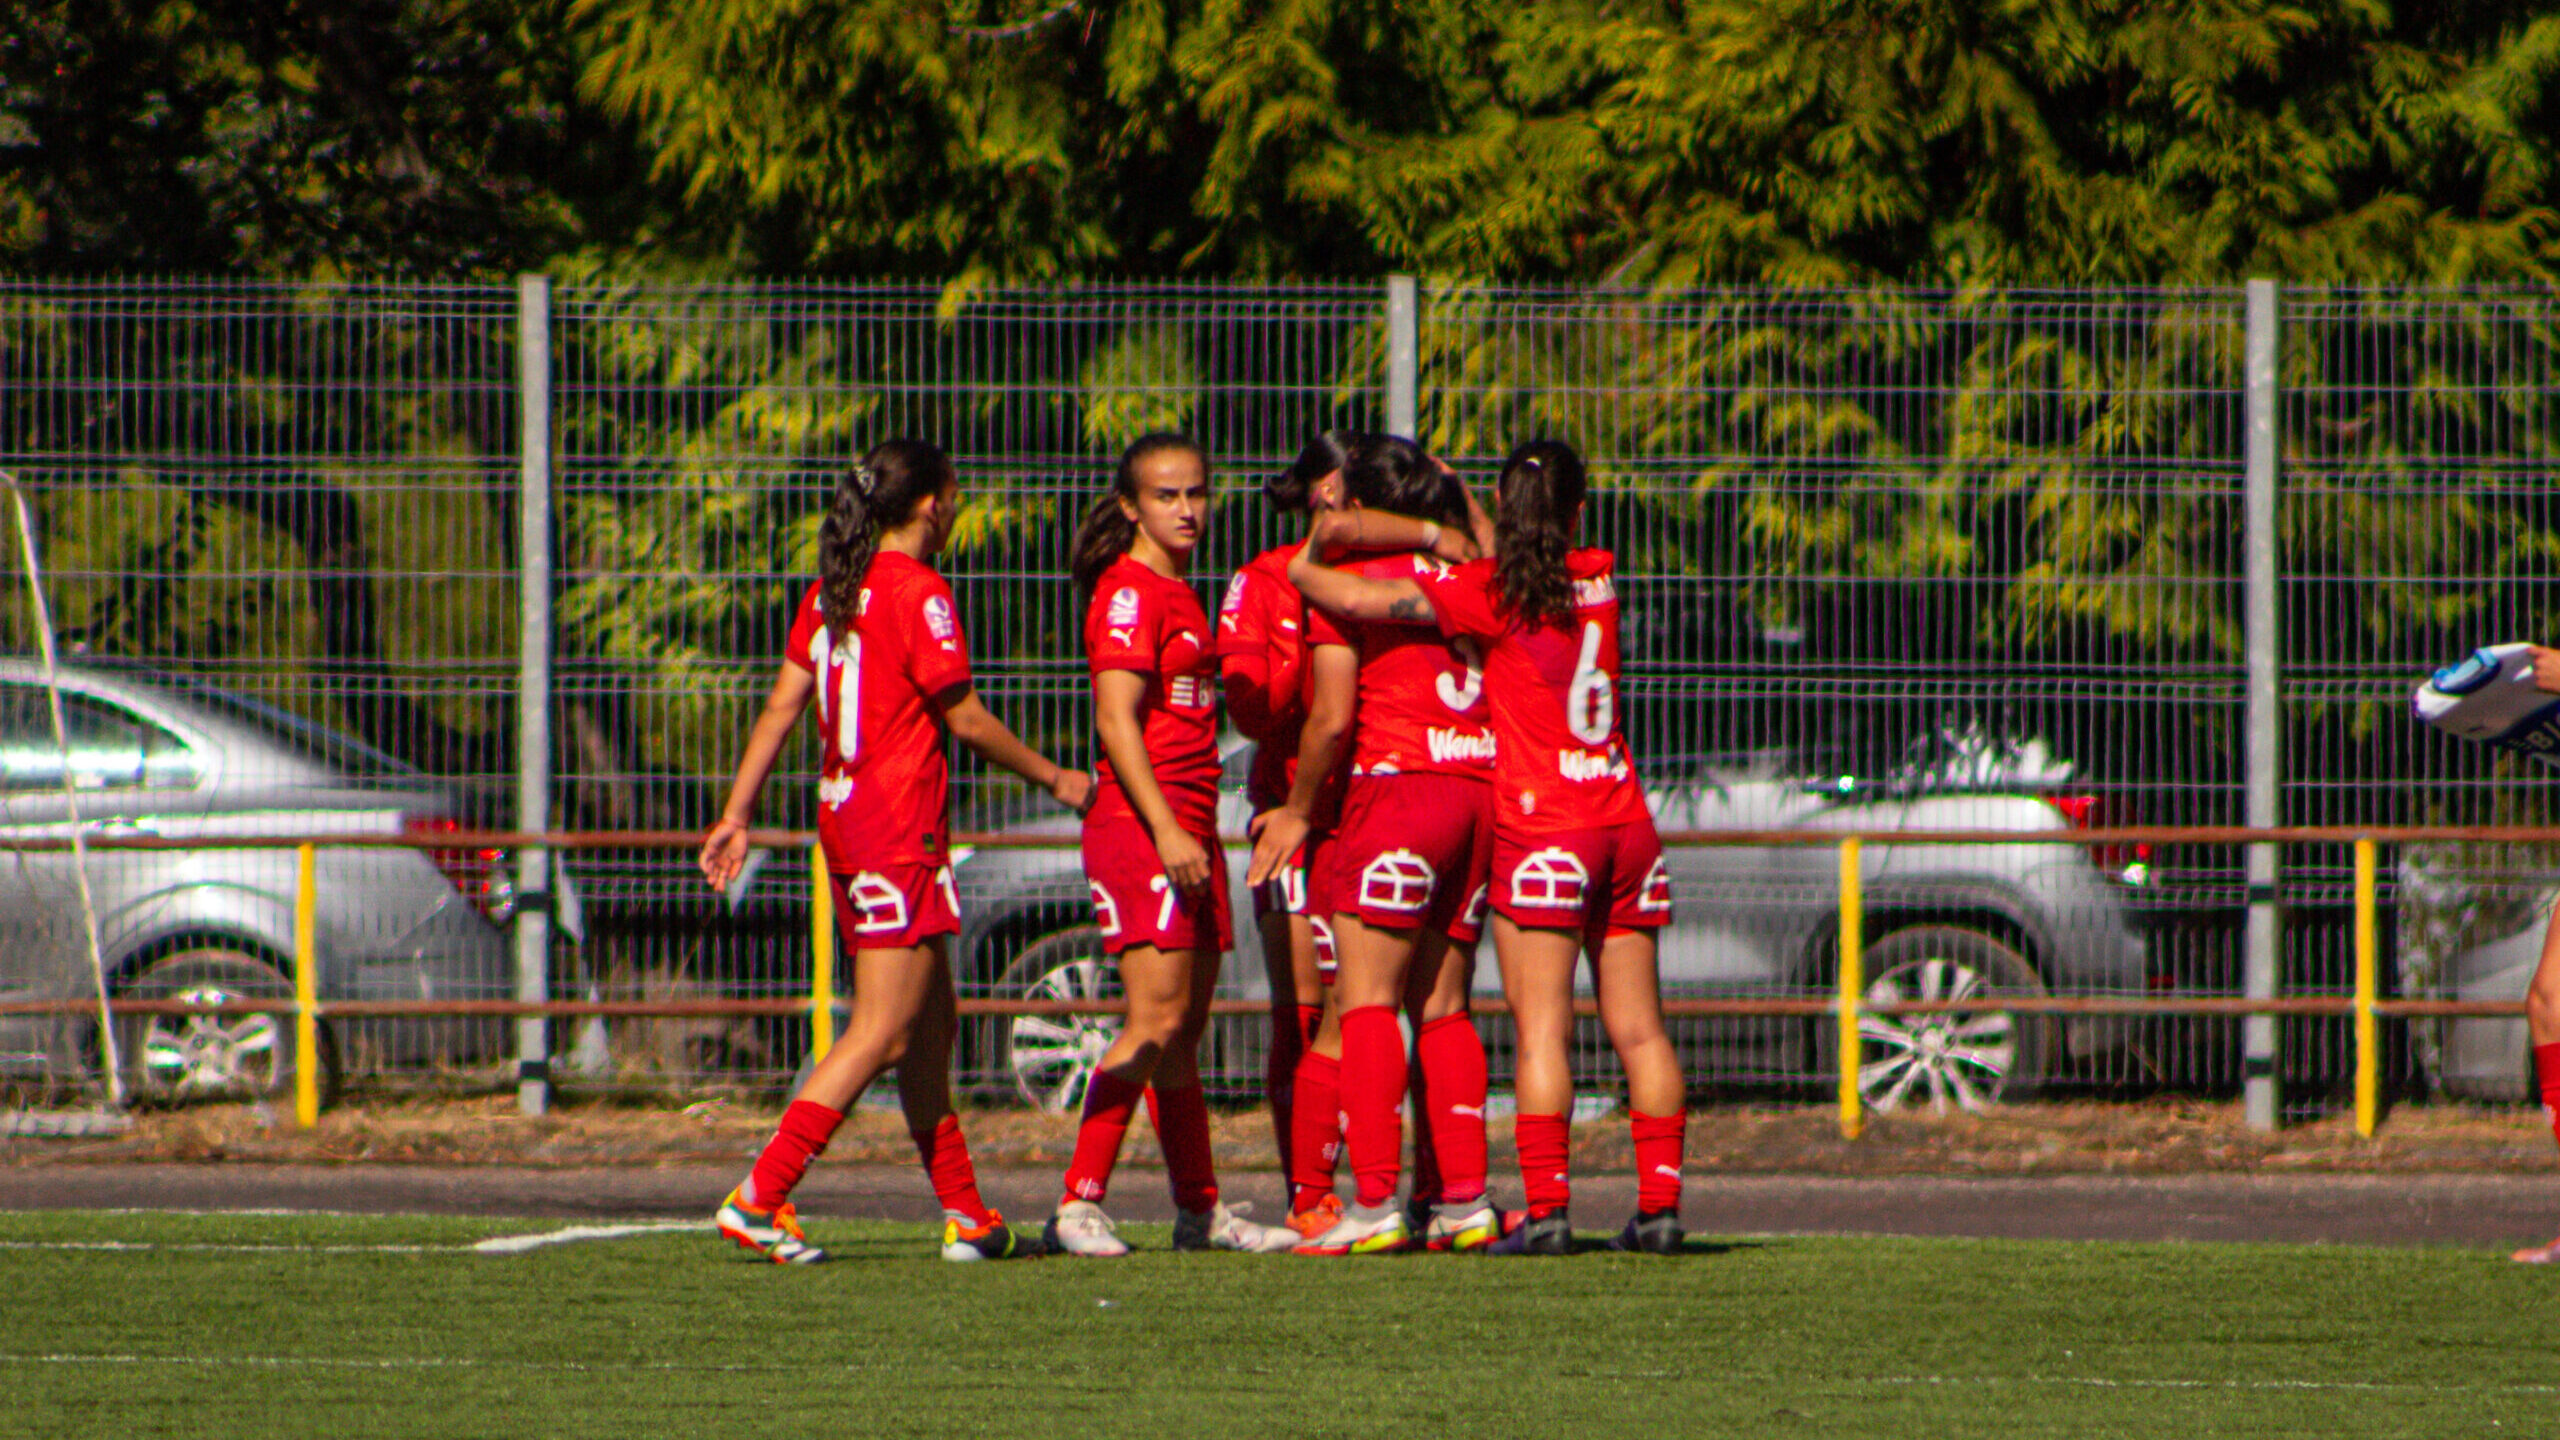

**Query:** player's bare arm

left=1246, top=642, right=1357, bottom=888
left=1093, top=667, right=1211, bottom=891
left=933, top=683, right=1092, bottom=813
left=1304, top=506, right=1473, bottom=563
left=701, top=660, right=816, bottom=894
left=1289, top=532, right=1438, bottom=626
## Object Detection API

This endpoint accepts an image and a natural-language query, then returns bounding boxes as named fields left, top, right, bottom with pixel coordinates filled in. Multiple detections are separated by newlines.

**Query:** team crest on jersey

left=1108, top=586, right=1142, bottom=628
left=923, top=594, right=956, bottom=641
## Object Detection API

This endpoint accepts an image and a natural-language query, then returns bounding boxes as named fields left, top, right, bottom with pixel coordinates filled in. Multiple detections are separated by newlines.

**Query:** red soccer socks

left=1515, top=1110, right=1571, bottom=1218
left=1339, top=1004, right=1408, bottom=1209
left=911, top=1113, right=996, bottom=1229
left=1631, top=1109, right=1686, bottom=1215
left=1414, top=1012, right=1489, bottom=1206
left=1144, top=1081, right=1222, bottom=1214
left=743, top=1098, right=845, bottom=1210
left=1061, top=1068, right=1146, bottom=1204
left=1289, top=1049, right=1345, bottom=1214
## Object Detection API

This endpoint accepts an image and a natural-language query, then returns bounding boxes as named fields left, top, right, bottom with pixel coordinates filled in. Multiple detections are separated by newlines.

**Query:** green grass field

left=1, top=1210, right=2549, bottom=1438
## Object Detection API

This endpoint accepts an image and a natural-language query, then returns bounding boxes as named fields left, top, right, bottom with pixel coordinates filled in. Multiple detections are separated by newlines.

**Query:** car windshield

left=169, top=685, right=421, bottom=781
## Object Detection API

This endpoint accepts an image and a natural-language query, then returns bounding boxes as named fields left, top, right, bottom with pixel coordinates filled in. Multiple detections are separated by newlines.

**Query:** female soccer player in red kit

left=704, top=439, right=1093, bottom=1264
left=1290, top=439, right=1686, bottom=1255
left=1258, top=438, right=1502, bottom=1255
left=1048, top=432, right=1297, bottom=1256
left=1217, top=432, right=1356, bottom=1238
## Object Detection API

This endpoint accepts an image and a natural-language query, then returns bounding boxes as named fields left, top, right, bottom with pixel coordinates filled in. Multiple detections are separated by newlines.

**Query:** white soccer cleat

left=715, top=1187, right=826, bottom=1265
left=1043, top=1199, right=1132, bottom=1258
left=1292, top=1201, right=1412, bottom=1256
left=1173, top=1201, right=1300, bottom=1253
left=1424, top=1201, right=1503, bottom=1253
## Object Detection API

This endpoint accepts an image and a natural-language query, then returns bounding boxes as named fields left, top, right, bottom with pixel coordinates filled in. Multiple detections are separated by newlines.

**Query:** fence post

left=515, top=273, right=556, bottom=1117
left=1838, top=838, right=1864, bottom=1140
left=1386, top=275, right=1418, bottom=438
left=294, top=842, right=319, bottom=1129
left=2354, top=837, right=2379, bottom=1137
left=2242, top=276, right=2283, bottom=1131
left=810, top=847, right=837, bottom=1063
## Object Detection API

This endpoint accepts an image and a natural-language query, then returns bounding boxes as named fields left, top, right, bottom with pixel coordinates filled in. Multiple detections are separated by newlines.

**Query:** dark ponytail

left=1070, top=432, right=1208, bottom=593
left=1265, top=430, right=1359, bottom=513
left=1344, top=434, right=1467, bottom=528
left=818, top=438, right=953, bottom=640
left=1492, top=439, right=1588, bottom=629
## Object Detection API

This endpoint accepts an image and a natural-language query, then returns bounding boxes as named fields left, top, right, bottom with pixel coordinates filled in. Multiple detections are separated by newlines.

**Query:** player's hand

left=699, top=817, right=751, bottom=894
left=1049, top=767, right=1095, bottom=814
left=1153, top=824, right=1213, bottom=893
left=2532, top=645, right=2560, bottom=695
left=1430, top=523, right=1480, bottom=564
left=1246, top=805, right=1310, bottom=889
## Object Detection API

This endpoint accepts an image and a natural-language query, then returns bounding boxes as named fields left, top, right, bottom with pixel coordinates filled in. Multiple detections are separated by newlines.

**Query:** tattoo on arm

left=1387, top=594, right=1430, bottom=622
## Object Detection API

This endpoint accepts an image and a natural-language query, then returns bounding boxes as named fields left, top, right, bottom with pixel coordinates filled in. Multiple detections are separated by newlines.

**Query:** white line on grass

left=471, top=1223, right=703, bottom=1254
left=0, top=1222, right=706, bottom=1257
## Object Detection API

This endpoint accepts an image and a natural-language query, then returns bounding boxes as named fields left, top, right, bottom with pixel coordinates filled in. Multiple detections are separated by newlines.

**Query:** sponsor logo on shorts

left=817, top=775, right=854, bottom=807
left=847, top=873, right=911, bottom=933
left=1311, top=916, right=1337, bottom=973
left=923, top=594, right=956, bottom=641
left=1510, top=848, right=1591, bottom=909
left=1359, top=849, right=1436, bottom=914
left=1426, top=727, right=1496, bottom=765
left=1557, top=747, right=1628, bottom=783
left=1089, top=880, right=1123, bottom=938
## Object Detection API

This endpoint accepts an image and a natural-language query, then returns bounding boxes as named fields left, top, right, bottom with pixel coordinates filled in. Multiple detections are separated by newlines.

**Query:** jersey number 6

left=1566, top=620, right=1613, bottom=745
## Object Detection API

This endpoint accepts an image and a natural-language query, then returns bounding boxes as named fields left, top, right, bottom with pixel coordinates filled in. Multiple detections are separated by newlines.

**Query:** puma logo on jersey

left=1108, top=628, right=1137, bottom=647
left=1571, top=575, right=1615, bottom=607
left=1426, top=727, right=1496, bottom=764
left=1557, top=747, right=1628, bottom=782
left=1107, top=586, right=1142, bottom=628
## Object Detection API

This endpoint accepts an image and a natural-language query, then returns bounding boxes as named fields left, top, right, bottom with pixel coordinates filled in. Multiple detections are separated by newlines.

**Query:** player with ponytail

left=1289, top=439, right=1687, bottom=1256
left=1048, top=433, right=1297, bottom=1256
left=704, top=438, right=1092, bottom=1264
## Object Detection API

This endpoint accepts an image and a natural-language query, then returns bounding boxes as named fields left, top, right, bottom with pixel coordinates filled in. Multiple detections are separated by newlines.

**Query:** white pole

left=0, top=471, right=121, bottom=1106
left=1387, top=275, right=1419, bottom=438
left=2242, top=277, right=2282, bottom=1131
left=515, top=275, right=555, bottom=1116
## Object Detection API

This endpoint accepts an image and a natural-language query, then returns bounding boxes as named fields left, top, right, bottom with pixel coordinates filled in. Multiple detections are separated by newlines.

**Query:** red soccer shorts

left=1490, top=816, right=1673, bottom=942
left=1082, top=810, right=1234, bottom=955
left=825, top=862, right=962, bottom=951
left=1331, top=772, right=1494, bottom=939
left=1253, top=828, right=1341, bottom=981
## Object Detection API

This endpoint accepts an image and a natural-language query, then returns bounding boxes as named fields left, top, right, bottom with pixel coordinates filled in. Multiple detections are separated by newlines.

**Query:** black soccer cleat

left=1607, top=1209, right=1684, bottom=1255
left=1489, top=1210, right=1572, bottom=1256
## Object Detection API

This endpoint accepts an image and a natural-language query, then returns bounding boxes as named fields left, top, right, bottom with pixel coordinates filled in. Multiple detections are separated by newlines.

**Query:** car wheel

left=1847, top=926, right=2051, bottom=1114
left=116, top=948, right=341, bottom=1109
left=992, top=926, right=1120, bottom=1115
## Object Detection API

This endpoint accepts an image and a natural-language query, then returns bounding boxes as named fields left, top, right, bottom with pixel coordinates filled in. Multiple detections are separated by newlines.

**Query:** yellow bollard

left=1838, top=837, right=1864, bottom=1141
left=810, top=847, right=837, bottom=1063
left=294, top=843, right=319, bottom=1129
left=2355, top=837, right=2378, bottom=1138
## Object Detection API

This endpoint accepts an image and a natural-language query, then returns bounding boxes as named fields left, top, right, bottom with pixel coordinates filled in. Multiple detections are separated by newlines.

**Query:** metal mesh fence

left=0, top=279, right=2553, bottom=1118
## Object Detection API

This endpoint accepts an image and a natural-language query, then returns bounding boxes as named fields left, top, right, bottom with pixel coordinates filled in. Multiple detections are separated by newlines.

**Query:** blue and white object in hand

left=2414, top=643, right=2560, bottom=766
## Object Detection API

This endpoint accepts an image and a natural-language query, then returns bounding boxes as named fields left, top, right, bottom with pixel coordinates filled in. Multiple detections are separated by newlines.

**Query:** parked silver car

left=0, top=661, right=511, bottom=1104
left=948, top=730, right=2153, bottom=1113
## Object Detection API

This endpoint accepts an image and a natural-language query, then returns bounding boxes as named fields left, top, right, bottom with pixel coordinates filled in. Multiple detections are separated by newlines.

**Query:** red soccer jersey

left=782, top=553, right=973, bottom=870
left=1307, top=551, right=1495, bottom=780
left=1418, top=549, right=1647, bottom=833
left=1216, top=546, right=1308, bottom=812
left=1087, top=553, right=1222, bottom=832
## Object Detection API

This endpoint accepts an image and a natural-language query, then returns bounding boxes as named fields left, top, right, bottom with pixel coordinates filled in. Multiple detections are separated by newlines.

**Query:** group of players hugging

left=695, top=429, right=1685, bottom=1264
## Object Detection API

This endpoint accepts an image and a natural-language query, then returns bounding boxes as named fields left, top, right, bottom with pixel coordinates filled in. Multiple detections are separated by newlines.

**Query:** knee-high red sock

left=910, top=1115, right=997, bottom=1227
left=1339, top=1004, right=1408, bottom=1209
left=1515, top=1110, right=1571, bottom=1218
left=2536, top=1045, right=2560, bottom=1149
left=743, top=1099, right=844, bottom=1210
left=1415, top=1013, right=1489, bottom=1207
left=1144, top=1082, right=1221, bottom=1213
left=1410, top=1085, right=1443, bottom=1208
left=1061, top=1069, right=1146, bottom=1204
left=1289, top=1049, right=1344, bottom=1213
left=1631, top=1109, right=1685, bottom=1215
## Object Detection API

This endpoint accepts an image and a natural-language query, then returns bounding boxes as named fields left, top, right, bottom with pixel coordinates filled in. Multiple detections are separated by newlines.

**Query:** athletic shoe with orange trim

left=1286, top=1194, right=1344, bottom=1241
left=941, top=1209, right=1041, bottom=1262
left=2511, top=1235, right=2560, bottom=1264
left=1293, top=1201, right=1410, bottom=1256
left=715, top=1187, right=825, bottom=1264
